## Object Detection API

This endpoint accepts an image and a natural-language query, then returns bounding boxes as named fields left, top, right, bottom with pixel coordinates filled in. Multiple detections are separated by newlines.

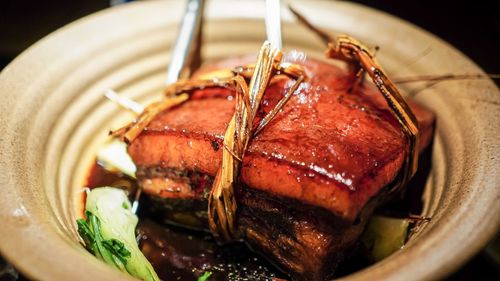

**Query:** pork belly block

left=128, top=58, right=435, bottom=280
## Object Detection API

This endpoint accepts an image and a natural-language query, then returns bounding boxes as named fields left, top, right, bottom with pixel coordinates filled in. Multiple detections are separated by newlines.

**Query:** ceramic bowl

left=0, top=1, right=499, bottom=280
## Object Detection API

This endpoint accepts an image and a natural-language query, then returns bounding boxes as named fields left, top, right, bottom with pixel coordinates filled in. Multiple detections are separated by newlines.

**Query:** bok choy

left=77, top=187, right=159, bottom=281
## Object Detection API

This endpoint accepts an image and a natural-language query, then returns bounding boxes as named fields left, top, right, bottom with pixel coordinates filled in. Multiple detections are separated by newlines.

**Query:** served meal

left=77, top=10, right=435, bottom=281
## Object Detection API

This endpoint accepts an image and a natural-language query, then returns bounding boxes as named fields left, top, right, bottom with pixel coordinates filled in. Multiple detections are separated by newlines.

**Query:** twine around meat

left=112, top=41, right=306, bottom=241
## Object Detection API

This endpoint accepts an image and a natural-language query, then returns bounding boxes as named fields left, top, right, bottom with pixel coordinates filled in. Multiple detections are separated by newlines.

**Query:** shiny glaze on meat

left=128, top=57, right=434, bottom=222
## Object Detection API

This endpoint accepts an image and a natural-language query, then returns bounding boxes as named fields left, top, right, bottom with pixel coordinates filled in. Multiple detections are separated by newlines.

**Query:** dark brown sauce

left=85, top=162, right=286, bottom=281
left=138, top=219, right=284, bottom=281
left=84, top=142, right=432, bottom=281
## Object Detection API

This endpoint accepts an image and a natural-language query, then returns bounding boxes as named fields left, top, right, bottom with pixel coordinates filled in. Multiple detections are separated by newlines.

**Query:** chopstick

left=165, top=0, right=205, bottom=84
left=265, top=0, right=282, bottom=50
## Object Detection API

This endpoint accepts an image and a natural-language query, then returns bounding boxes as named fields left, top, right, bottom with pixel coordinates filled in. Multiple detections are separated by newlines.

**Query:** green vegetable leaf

left=198, top=271, right=213, bottom=281
left=362, top=215, right=410, bottom=261
left=102, top=239, right=131, bottom=265
left=77, top=187, right=159, bottom=281
left=76, top=218, right=94, bottom=252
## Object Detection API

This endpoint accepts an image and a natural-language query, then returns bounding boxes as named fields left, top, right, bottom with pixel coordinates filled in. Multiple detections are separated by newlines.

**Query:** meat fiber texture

left=128, top=56, right=435, bottom=280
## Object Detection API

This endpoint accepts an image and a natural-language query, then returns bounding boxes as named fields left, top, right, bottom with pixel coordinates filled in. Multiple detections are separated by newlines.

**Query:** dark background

left=0, top=0, right=500, bottom=73
left=0, top=0, right=498, bottom=280
left=0, top=0, right=499, bottom=75
left=351, top=0, right=499, bottom=75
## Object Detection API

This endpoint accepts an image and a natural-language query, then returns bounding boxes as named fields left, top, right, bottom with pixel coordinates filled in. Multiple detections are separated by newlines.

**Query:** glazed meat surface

left=128, top=57, right=435, bottom=280
left=129, top=58, right=434, bottom=221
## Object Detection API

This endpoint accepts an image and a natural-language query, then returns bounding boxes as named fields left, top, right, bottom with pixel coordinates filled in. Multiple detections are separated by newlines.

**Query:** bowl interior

left=0, top=1, right=499, bottom=281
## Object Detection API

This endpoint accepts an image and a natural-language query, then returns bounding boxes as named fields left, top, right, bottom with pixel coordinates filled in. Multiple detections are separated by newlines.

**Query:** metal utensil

left=265, top=0, right=282, bottom=50
left=165, top=0, right=205, bottom=84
